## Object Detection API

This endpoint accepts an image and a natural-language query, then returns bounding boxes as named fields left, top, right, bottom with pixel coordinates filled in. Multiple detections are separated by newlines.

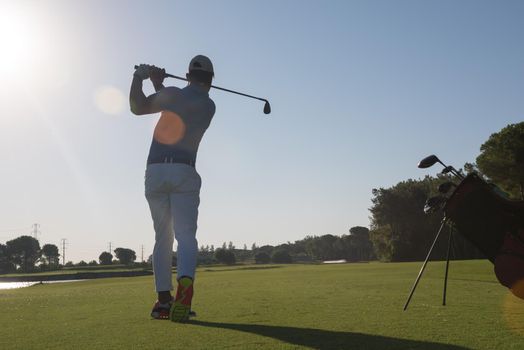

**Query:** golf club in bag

left=404, top=155, right=524, bottom=310
left=134, top=65, right=271, bottom=115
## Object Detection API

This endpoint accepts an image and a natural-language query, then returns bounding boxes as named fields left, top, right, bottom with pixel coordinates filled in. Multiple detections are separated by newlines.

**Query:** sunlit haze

left=1, top=0, right=523, bottom=263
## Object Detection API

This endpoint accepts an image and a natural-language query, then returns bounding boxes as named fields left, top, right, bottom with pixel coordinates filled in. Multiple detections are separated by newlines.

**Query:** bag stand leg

left=403, top=219, right=447, bottom=311
left=442, top=225, right=453, bottom=306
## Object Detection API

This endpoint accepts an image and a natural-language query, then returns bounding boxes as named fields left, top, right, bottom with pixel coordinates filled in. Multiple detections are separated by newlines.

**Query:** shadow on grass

left=189, top=320, right=471, bottom=350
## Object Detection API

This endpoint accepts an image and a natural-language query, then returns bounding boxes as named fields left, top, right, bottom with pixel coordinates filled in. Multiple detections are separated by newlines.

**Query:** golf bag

left=443, top=173, right=524, bottom=298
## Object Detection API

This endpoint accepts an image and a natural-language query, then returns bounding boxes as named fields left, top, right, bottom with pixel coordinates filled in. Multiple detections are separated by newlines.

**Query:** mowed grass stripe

left=0, top=261, right=523, bottom=350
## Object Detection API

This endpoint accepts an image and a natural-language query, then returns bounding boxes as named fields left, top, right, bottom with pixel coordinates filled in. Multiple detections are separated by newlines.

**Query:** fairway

left=1, top=261, right=523, bottom=350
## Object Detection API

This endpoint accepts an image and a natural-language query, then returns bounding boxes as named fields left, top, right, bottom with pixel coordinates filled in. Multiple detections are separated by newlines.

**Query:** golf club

left=441, top=166, right=454, bottom=175
left=418, top=155, right=464, bottom=180
left=134, top=65, right=271, bottom=115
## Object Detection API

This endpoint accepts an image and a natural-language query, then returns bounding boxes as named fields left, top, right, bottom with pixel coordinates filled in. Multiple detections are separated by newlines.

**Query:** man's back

left=147, top=84, right=215, bottom=166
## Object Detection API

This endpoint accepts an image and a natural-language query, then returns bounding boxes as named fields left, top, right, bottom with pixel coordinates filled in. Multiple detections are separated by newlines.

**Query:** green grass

left=1, top=261, right=523, bottom=349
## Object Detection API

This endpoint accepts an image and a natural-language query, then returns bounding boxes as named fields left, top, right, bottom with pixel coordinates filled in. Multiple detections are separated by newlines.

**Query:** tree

left=214, top=248, right=236, bottom=265
left=88, top=260, right=98, bottom=266
left=254, top=252, right=271, bottom=264
left=257, top=245, right=275, bottom=256
left=6, top=236, right=41, bottom=272
left=41, top=244, right=60, bottom=268
left=114, top=248, right=136, bottom=265
left=0, top=243, right=15, bottom=274
left=476, top=122, right=524, bottom=199
left=305, top=234, right=341, bottom=261
left=369, top=176, right=481, bottom=261
left=99, top=251, right=113, bottom=265
left=348, top=226, right=374, bottom=261
left=77, top=260, right=88, bottom=267
left=370, top=178, right=440, bottom=261
left=271, top=249, right=292, bottom=263
left=369, top=225, right=394, bottom=262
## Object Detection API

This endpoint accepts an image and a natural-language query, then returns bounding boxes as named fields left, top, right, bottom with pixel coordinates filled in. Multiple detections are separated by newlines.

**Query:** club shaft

left=438, top=160, right=464, bottom=180
left=450, top=168, right=465, bottom=180
left=443, top=225, right=453, bottom=306
left=403, top=219, right=447, bottom=311
left=163, top=72, right=268, bottom=103
left=133, top=66, right=269, bottom=103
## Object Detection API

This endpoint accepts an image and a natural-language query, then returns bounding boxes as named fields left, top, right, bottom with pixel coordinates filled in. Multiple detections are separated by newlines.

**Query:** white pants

left=145, top=163, right=201, bottom=292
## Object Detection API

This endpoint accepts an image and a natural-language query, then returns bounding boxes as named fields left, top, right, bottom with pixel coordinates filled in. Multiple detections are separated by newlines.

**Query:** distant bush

left=135, top=261, right=150, bottom=268
left=77, top=260, right=88, bottom=267
left=88, top=260, right=98, bottom=266
left=254, top=252, right=271, bottom=264
left=271, top=250, right=292, bottom=264
left=214, top=248, right=236, bottom=265
left=65, top=261, right=74, bottom=267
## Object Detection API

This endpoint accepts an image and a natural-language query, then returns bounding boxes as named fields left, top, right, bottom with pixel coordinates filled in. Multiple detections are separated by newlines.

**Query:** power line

left=61, top=238, right=67, bottom=265
left=31, top=223, right=40, bottom=240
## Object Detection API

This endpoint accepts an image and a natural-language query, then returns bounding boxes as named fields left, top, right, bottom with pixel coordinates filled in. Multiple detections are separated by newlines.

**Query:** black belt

left=147, top=157, right=195, bottom=167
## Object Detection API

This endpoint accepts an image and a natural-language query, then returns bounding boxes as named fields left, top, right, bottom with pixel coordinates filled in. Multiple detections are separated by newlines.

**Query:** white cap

left=189, top=55, right=214, bottom=75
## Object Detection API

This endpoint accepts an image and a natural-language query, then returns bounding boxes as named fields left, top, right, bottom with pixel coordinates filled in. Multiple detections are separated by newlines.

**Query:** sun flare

left=0, top=5, right=43, bottom=78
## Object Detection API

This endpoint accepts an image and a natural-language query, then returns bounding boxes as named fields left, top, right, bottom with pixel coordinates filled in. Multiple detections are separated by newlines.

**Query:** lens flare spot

left=502, top=286, right=524, bottom=336
left=153, top=111, right=186, bottom=145
left=94, top=86, right=126, bottom=115
left=512, top=280, right=524, bottom=300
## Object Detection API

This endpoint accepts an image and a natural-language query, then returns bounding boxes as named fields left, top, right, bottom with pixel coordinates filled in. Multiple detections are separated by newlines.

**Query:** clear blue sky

left=1, top=0, right=523, bottom=262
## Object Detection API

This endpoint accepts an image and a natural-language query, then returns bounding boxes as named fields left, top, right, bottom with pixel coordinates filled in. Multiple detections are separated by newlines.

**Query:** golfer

left=130, top=55, right=215, bottom=321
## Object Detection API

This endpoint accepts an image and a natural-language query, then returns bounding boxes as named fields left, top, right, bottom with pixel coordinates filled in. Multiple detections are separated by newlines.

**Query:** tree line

left=0, top=235, right=142, bottom=274
left=2, top=123, right=521, bottom=272
left=192, top=226, right=375, bottom=266
left=0, top=227, right=375, bottom=273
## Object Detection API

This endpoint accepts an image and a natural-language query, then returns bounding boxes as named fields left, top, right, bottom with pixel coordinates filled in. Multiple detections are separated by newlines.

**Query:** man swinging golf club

left=129, top=55, right=215, bottom=321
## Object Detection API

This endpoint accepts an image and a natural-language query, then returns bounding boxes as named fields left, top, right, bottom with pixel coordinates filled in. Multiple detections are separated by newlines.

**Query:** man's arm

left=150, top=66, right=166, bottom=92
left=129, top=64, right=164, bottom=115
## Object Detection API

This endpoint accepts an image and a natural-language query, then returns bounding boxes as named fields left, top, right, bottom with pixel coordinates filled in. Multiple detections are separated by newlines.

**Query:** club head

left=424, top=196, right=446, bottom=214
left=438, top=182, right=456, bottom=194
left=441, top=166, right=454, bottom=175
left=440, top=165, right=464, bottom=180
left=418, top=155, right=440, bottom=169
left=263, top=101, right=271, bottom=115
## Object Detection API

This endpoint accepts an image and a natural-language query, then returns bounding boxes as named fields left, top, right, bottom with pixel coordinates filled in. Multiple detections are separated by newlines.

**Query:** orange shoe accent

left=170, top=277, right=193, bottom=322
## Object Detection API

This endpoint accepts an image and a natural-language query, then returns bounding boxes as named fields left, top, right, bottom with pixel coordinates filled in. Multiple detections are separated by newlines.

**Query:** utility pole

left=61, top=238, right=67, bottom=265
left=108, top=242, right=112, bottom=254
left=141, top=245, right=144, bottom=262
left=31, top=223, right=40, bottom=240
